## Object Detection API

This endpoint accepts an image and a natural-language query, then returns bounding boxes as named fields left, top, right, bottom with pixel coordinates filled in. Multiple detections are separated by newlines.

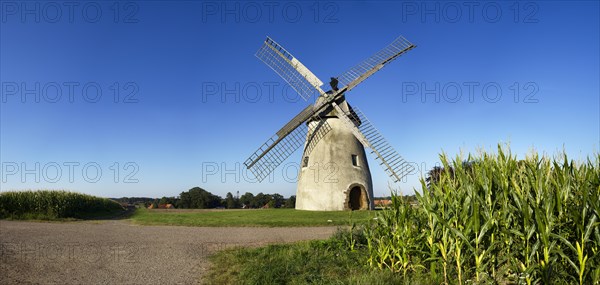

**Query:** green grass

left=129, top=208, right=376, bottom=227
left=0, top=190, right=125, bottom=220
left=203, top=229, right=426, bottom=285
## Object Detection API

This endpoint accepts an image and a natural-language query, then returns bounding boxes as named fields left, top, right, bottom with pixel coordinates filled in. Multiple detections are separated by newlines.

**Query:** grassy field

left=204, top=228, right=429, bottom=285
left=129, top=208, right=376, bottom=227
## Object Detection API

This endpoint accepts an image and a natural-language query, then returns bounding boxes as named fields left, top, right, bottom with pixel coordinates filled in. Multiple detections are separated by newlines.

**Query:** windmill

left=244, top=35, right=416, bottom=211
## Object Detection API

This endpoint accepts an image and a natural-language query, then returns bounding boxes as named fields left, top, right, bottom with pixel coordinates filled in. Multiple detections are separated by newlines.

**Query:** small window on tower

left=351, top=155, right=359, bottom=167
left=303, top=156, right=309, bottom=168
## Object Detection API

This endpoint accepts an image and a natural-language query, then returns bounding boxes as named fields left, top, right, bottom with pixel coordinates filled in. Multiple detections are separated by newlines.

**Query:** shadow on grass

left=79, top=206, right=137, bottom=220
left=1, top=206, right=137, bottom=222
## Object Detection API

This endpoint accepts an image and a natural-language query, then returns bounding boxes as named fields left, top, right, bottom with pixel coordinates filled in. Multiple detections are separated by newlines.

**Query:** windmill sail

left=256, top=37, right=326, bottom=100
left=335, top=36, right=415, bottom=93
left=331, top=103, right=414, bottom=182
left=244, top=107, right=331, bottom=182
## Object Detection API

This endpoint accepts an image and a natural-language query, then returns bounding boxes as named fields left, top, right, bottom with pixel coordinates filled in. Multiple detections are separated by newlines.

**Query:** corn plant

left=364, top=145, right=600, bottom=284
left=0, top=190, right=123, bottom=219
left=365, top=193, right=425, bottom=280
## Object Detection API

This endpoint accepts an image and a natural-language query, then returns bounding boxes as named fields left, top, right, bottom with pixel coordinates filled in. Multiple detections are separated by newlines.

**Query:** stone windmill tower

left=244, top=36, right=416, bottom=210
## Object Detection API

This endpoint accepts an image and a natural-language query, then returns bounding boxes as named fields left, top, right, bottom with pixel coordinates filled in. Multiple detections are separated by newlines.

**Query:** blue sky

left=1, top=1, right=598, bottom=199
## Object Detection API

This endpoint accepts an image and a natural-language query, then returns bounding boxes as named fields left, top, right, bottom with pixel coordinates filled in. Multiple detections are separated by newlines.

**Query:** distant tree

left=239, top=192, right=255, bottom=208
left=112, top=197, right=155, bottom=205
left=284, top=195, right=296, bottom=208
left=238, top=192, right=293, bottom=208
left=271, top=193, right=285, bottom=208
left=178, top=192, right=191, bottom=208
left=225, top=192, right=238, bottom=209
left=253, top=193, right=271, bottom=208
left=158, top=196, right=178, bottom=206
left=159, top=196, right=169, bottom=205
left=177, top=187, right=221, bottom=209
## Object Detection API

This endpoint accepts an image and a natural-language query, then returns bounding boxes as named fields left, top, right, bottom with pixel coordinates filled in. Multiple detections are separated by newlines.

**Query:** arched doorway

left=348, top=186, right=365, bottom=210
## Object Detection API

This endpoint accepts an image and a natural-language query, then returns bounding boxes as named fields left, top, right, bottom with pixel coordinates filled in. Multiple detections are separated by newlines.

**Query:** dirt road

left=0, top=220, right=337, bottom=284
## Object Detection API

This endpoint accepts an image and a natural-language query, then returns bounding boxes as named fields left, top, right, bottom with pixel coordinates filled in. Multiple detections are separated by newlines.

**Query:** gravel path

left=0, top=220, right=337, bottom=284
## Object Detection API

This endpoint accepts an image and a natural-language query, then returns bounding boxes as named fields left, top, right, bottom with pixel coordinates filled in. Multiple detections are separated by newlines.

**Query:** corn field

left=365, top=146, right=600, bottom=284
left=0, top=190, right=124, bottom=219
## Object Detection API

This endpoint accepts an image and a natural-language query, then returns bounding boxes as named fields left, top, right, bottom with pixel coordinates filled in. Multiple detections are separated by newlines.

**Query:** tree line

left=115, top=187, right=296, bottom=209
